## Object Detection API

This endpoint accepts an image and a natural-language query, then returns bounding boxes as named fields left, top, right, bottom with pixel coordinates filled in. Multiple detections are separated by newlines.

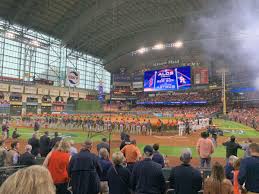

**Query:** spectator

left=196, top=131, right=214, bottom=168
left=204, top=162, right=233, bottom=194
left=98, top=148, right=112, bottom=194
left=19, top=144, right=36, bottom=166
left=1, top=120, right=9, bottom=140
left=34, top=120, right=40, bottom=132
left=97, top=137, right=110, bottom=153
left=238, top=143, right=259, bottom=193
left=211, top=133, right=218, bottom=147
left=152, top=143, right=165, bottom=168
left=223, top=135, right=242, bottom=160
left=51, top=140, right=61, bottom=151
left=50, top=132, right=62, bottom=149
left=120, top=134, right=131, bottom=150
left=40, top=131, right=50, bottom=157
left=12, top=128, right=21, bottom=139
left=68, top=139, right=102, bottom=194
left=0, top=140, right=7, bottom=167
left=43, top=140, right=71, bottom=194
left=0, top=165, right=55, bottom=194
left=69, top=140, right=78, bottom=156
left=168, top=148, right=202, bottom=194
left=107, top=152, right=131, bottom=194
left=225, top=155, right=238, bottom=181
left=120, top=131, right=128, bottom=141
left=28, top=133, right=40, bottom=157
left=241, top=138, right=253, bottom=158
left=131, top=145, right=166, bottom=194
left=5, top=141, right=20, bottom=166
left=233, top=159, right=241, bottom=194
left=121, top=139, right=141, bottom=172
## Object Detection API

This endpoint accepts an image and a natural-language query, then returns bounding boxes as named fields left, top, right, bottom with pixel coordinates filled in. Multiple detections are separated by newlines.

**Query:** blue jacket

left=152, top=151, right=165, bottom=168
left=168, top=163, right=202, bottom=194
left=68, top=149, right=102, bottom=194
left=225, top=163, right=234, bottom=181
left=131, top=158, right=166, bottom=194
left=107, top=164, right=131, bottom=194
left=98, top=158, right=112, bottom=181
left=238, top=156, right=259, bottom=193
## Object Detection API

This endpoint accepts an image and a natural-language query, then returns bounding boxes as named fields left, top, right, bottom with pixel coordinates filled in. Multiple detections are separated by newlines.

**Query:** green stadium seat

left=35, top=157, right=45, bottom=165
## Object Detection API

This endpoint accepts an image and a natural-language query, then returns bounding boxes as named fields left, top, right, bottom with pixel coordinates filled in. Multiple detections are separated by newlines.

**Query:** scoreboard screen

left=143, top=66, right=191, bottom=92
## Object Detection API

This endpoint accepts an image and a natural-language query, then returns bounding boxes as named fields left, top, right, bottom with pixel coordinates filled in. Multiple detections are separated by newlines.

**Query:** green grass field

left=10, top=128, right=109, bottom=143
left=10, top=119, right=259, bottom=158
left=150, top=119, right=259, bottom=158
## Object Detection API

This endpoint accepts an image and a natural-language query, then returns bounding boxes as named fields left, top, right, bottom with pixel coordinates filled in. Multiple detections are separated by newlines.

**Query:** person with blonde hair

left=69, top=140, right=78, bottom=156
left=204, top=162, right=233, bottom=194
left=225, top=155, right=238, bottom=181
left=43, top=139, right=71, bottom=194
left=0, top=165, right=55, bottom=194
left=98, top=148, right=112, bottom=194
left=107, top=152, right=131, bottom=194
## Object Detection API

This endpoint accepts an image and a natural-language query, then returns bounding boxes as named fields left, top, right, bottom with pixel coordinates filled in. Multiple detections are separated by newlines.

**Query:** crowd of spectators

left=232, top=92, right=259, bottom=101
left=0, top=130, right=258, bottom=194
left=137, top=90, right=221, bottom=103
left=131, top=104, right=222, bottom=116
left=228, top=107, right=259, bottom=129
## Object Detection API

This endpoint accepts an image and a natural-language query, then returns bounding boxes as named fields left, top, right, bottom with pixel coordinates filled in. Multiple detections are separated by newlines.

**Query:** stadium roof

left=0, top=0, right=250, bottom=73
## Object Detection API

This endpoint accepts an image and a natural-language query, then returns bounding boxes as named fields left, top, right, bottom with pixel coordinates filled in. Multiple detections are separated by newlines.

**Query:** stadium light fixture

left=152, top=43, right=165, bottom=50
left=173, top=41, right=183, bottom=48
left=137, top=47, right=148, bottom=54
left=5, top=32, right=15, bottom=39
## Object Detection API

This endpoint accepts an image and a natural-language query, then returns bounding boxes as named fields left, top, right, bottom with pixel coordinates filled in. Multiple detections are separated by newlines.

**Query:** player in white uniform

left=178, top=120, right=185, bottom=136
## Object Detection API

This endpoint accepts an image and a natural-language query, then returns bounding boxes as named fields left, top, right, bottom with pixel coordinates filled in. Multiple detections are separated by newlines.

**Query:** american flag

left=149, top=77, right=154, bottom=87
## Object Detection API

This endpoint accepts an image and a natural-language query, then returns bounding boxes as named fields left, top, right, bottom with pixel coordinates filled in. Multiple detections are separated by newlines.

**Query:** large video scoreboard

left=143, top=66, right=191, bottom=92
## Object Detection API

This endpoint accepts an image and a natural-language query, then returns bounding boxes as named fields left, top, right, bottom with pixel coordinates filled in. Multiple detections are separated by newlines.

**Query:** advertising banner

left=78, top=92, right=86, bottom=99
left=0, top=83, right=9, bottom=92
left=60, top=90, right=70, bottom=97
left=69, top=92, right=78, bottom=98
left=24, top=86, right=37, bottom=94
left=49, top=89, right=59, bottom=96
left=113, top=74, right=131, bottom=82
left=132, top=82, right=143, bottom=89
left=67, top=68, right=80, bottom=86
left=193, top=67, right=209, bottom=85
left=38, top=88, right=49, bottom=95
left=10, top=85, right=24, bottom=93
left=137, top=100, right=208, bottom=105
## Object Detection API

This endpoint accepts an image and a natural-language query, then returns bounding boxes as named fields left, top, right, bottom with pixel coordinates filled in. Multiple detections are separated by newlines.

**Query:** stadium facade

left=0, top=18, right=111, bottom=115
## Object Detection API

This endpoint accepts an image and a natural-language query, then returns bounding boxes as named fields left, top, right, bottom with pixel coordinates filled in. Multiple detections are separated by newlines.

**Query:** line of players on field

left=5, top=115, right=212, bottom=137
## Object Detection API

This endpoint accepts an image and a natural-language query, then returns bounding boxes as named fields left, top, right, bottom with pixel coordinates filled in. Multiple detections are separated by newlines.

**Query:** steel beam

left=62, top=0, right=126, bottom=45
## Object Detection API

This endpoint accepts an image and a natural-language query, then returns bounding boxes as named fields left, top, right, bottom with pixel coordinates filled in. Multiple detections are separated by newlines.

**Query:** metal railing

left=0, top=165, right=26, bottom=185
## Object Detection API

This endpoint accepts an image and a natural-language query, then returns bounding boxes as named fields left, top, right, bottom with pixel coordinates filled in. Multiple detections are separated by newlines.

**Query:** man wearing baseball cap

left=168, top=148, right=202, bottom=194
left=131, top=145, right=166, bottom=194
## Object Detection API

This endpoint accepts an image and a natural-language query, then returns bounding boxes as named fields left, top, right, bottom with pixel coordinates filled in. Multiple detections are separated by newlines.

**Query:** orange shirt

left=121, top=144, right=141, bottom=163
left=48, top=150, right=70, bottom=184
left=233, top=170, right=240, bottom=194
